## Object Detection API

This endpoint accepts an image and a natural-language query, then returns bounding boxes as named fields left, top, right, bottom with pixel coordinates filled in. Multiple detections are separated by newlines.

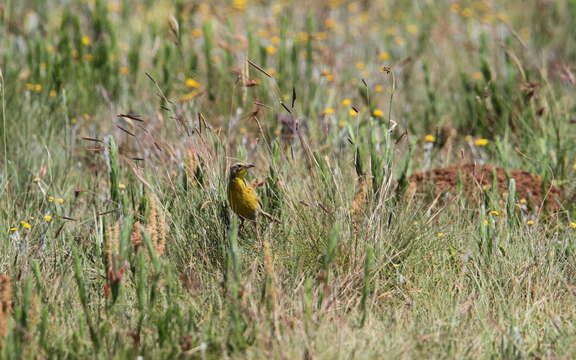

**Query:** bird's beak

left=245, top=164, right=255, bottom=169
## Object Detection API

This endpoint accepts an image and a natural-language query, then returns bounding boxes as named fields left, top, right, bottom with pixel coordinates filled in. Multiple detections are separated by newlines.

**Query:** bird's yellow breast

left=228, top=176, right=259, bottom=220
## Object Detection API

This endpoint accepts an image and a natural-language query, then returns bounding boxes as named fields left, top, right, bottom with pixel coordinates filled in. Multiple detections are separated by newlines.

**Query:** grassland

left=1, top=0, right=576, bottom=358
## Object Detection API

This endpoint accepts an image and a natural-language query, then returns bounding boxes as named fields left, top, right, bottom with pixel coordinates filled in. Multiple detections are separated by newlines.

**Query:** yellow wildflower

left=81, top=36, right=91, bottom=46
left=232, top=0, right=246, bottom=11
left=34, top=84, right=43, bottom=92
left=347, top=2, right=359, bottom=12
left=341, top=99, right=351, bottom=106
left=374, top=85, right=384, bottom=92
left=480, top=14, right=494, bottom=24
left=55, top=198, right=65, bottom=204
left=490, top=210, right=500, bottom=216
left=321, top=71, right=334, bottom=81
left=191, top=28, right=203, bottom=38
left=270, top=36, right=281, bottom=45
left=314, top=32, right=328, bottom=40
left=394, top=37, right=405, bottom=45
left=349, top=109, right=358, bottom=116
left=471, top=72, right=483, bottom=80
left=474, top=138, right=489, bottom=146
left=9, top=227, right=17, bottom=231
left=406, top=25, right=418, bottom=35
left=323, top=108, right=335, bottom=115
left=185, top=78, right=201, bottom=88
left=378, top=52, right=390, bottom=61
left=21, top=221, right=31, bottom=229
left=526, top=220, right=535, bottom=226
left=338, top=120, right=348, bottom=128
left=296, top=32, right=309, bottom=42
left=461, top=8, right=473, bottom=18
left=437, top=233, right=445, bottom=239
left=118, top=184, right=126, bottom=190
left=119, top=66, right=129, bottom=75
left=256, top=29, right=269, bottom=38
left=385, top=27, right=397, bottom=35
left=178, top=90, right=201, bottom=102
left=496, top=13, right=510, bottom=22
left=48, top=196, right=54, bottom=202
left=355, top=62, right=365, bottom=70
left=324, top=18, right=336, bottom=28
left=570, top=222, right=576, bottom=229
left=424, top=134, right=436, bottom=143
left=266, top=46, right=277, bottom=55
left=44, top=215, right=53, bottom=222
left=373, top=109, right=384, bottom=117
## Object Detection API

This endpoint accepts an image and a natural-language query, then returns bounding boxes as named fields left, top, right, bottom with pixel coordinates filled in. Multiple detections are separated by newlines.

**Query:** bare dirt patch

left=408, top=164, right=564, bottom=210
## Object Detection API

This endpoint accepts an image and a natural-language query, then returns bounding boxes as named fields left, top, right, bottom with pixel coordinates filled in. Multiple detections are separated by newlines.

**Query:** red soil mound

left=408, top=164, right=564, bottom=210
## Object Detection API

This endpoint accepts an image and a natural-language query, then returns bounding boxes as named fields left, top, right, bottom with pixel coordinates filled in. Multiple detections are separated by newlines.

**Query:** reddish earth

left=408, top=164, right=564, bottom=210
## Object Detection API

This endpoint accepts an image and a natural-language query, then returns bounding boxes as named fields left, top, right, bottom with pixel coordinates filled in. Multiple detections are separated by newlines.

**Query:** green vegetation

left=1, top=0, right=575, bottom=358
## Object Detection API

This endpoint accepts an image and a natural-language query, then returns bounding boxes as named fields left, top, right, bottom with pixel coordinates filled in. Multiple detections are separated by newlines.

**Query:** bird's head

left=229, top=162, right=255, bottom=179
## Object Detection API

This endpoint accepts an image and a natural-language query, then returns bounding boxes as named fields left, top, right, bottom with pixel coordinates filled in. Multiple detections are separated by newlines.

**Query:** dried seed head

left=187, top=148, right=197, bottom=185
left=147, top=196, right=158, bottom=250
left=351, top=175, right=368, bottom=216
left=157, top=210, right=166, bottom=257
left=0, top=275, right=12, bottom=340
left=131, top=221, right=142, bottom=250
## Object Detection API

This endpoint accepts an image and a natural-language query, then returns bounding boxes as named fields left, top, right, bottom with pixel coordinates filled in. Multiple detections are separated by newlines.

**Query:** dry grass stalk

left=186, top=148, right=197, bottom=185
left=106, top=223, right=120, bottom=275
left=147, top=196, right=158, bottom=251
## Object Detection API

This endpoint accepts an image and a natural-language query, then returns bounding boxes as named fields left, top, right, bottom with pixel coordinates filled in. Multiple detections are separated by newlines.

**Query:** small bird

left=227, top=162, right=278, bottom=228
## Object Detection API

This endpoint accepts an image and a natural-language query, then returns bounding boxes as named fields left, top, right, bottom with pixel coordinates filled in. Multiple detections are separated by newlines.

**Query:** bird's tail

left=259, top=209, right=281, bottom=223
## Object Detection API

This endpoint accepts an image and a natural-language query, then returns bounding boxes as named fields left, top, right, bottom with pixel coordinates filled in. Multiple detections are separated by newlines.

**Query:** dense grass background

left=1, top=0, right=576, bottom=358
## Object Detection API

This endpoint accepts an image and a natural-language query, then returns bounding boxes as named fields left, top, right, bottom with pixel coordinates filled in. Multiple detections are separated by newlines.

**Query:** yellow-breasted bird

left=227, top=162, right=278, bottom=227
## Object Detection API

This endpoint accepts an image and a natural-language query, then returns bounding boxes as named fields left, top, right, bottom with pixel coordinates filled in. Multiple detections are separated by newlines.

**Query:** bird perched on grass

left=227, top=162, right=279, bottom=228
